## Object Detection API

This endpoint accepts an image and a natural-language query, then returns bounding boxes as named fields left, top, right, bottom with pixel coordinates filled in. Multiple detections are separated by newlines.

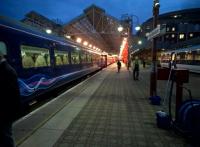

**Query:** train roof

left=0, top=15, right=77, bottom=47
left=164, top=44, right=200, bottom=54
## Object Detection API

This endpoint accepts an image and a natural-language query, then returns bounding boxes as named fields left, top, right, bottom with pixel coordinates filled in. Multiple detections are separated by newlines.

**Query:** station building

left=22, top=11, right=64, bottom=36
left=133, top=8, right=200, bottom=62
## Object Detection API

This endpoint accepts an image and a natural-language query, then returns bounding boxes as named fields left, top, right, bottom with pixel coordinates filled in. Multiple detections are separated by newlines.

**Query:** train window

left=35, top=54, right=47, bottom=67
left=71, top=51, right=80, bottom=64
left=176, top=54, right=181, bottom=60
left=178, top=52, right=186, bottom=60
left=81, top=52, right=87, bottom=63
left=54, top=50, right=69, bottom=66
left=55, top=55, right=63, bottom=65
left=195, top=50, right=200, bottom=61
left=63, top=54, right=69, bottom=64
left=20, top=45, right=50, bottom=68
left=21, top=52, right=35, bottom=68
left=187, top=52, right=193, bottom=60
left=0, top=41, right=7, bottom=55
left=88, top=54, right=93, bottom=63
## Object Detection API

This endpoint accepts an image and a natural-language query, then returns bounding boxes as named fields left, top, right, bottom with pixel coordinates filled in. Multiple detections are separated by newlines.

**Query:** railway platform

left=14, top=63, right=199, bottom=147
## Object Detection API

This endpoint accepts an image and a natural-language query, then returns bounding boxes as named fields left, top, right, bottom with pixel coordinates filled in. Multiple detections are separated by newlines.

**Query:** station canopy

left=63, top=5, right=122, bottom=55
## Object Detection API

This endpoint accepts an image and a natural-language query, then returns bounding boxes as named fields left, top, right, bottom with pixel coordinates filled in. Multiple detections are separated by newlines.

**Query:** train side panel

left=0, top=23, right=102, bottom=105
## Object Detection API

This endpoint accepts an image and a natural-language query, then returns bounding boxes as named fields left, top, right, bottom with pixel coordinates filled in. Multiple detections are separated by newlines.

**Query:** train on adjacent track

left=0, top=16, right=113, bottom=105
left=160, top=45, right=200, bottom=73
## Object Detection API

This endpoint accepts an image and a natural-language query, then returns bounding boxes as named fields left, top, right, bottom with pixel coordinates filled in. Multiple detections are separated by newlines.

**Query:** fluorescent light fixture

left=118, top=26, right=123, bottom=32
left=135, top=26, right=141, bottom=31
left=76, top=37, right=82, bottom=43
left=46, top=29, right=52, bottom=34
left=83, top=41, right=88, bottom=46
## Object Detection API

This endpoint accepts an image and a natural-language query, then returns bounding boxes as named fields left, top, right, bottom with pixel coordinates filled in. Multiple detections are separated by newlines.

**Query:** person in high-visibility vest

left=132, top=56, right=139, bottom=80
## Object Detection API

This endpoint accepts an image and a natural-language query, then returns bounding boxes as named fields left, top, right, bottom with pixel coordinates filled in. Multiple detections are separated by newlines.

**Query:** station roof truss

left=63, top=5, right=122, bottom=54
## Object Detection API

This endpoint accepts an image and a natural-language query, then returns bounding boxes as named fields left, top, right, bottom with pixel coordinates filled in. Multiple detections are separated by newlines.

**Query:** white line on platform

left=14, top=70, right=102, bottom=125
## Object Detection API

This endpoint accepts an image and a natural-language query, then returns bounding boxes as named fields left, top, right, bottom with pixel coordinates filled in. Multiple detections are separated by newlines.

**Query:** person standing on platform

left=142, top=59, right=146, bottom=68
left=0, top=42, right=21, bottom=147
left=117, top=60, right=121, bottom=73
left=132, top=56, right=139, bottom=80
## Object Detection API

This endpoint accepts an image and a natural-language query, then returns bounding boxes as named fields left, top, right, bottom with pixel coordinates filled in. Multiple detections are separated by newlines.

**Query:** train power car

left=0, top=15, right=105, bottom=105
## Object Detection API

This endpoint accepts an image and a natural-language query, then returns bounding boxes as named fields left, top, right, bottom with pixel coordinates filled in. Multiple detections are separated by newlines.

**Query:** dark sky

left=0, top=0, right=200, bottom=24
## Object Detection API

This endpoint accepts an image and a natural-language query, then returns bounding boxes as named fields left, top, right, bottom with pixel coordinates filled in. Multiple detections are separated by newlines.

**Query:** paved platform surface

left=14, top=63, right=200, bottom=147
left=53, top=64, right=195, bottom=147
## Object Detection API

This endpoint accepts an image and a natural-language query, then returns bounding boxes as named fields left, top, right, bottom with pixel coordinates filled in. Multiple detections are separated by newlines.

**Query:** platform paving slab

left=54, top=65, right=192, bottom=147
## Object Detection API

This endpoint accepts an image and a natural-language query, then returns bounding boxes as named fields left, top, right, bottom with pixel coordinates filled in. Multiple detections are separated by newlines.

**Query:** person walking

left=0, top=42, right=21, bottom=147
left=132, top=56, right=139, bottom=80
left=117, top=60, right=121, bottom=73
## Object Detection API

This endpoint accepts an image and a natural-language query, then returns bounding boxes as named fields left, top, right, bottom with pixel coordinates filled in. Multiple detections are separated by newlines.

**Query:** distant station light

left=179, top=34, right=185, bottom=39
left=65, top=35, right=71, bottom=39
left=83, top=41, right=88, bottom=46
left=135, top=26, right=141, bottom=31
left=189, top=33, right=193, bottom=37
left=154, top=0, right=160, bottom=7
left=76, top=37, right=82, bottom=43
left=174, top=15, right=178, bottom=18
left=89, top=44, right=92, bottom=48
left=46, top=29, right=52, bottom=34
left=118, top=26, right=123, bottom=32
left=138, top=40, right=142, bottom=45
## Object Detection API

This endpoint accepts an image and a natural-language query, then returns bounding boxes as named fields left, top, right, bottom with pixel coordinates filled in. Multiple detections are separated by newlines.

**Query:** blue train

left=0, top=16, right=106, bottom=105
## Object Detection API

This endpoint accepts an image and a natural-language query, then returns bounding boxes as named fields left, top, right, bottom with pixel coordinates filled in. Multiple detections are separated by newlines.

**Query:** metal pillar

left=150, top=0, right=160, bottom=96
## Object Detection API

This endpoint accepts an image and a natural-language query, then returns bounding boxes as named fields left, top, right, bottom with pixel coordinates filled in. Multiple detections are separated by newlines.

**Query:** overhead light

left=118, top=26, right=123, bottom=32
left=154, top=0, right=160, bottom=7
left=135, top=26, right=141, bottom=31
left=76, top=37, right=82, bottom=43
left=189, top=33, right=193, bottom=37
left=83, top=41, right=88, bottom=46
left=138, top=40, right=142, bottom=45
left=46, top=29, right=52, bottom=34
left=155, top=2, right=159, bottom=7
left=174, top=15, right=178, bottom=18
left=179, top=34, right=185, bottom=39
left=65, top=35, right=71, bottom=39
